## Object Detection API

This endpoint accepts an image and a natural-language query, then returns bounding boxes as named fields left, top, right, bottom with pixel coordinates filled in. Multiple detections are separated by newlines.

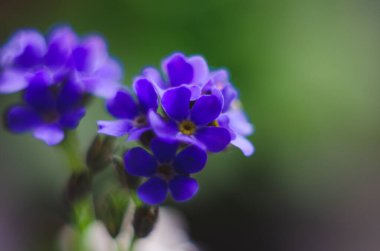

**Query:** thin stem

left=60, top=131, right=85, bottom=173
left=128, top=236, right=137, bottom=251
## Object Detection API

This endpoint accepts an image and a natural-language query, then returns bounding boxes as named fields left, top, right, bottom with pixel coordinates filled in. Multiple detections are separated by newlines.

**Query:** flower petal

left=231, top=135, right=255, bottom=156
left=133, top=78, right=158, bottom=112
left=148, top=110, right=178, bottom=141
left=97, top=120, right=132, bottom=137
left=1, top=30, right=46, bottom=68
left=227, top=109, right=254, bottom=136
left=222, top=85, right=237, bottom=112
left=150, top=137, right=179, bottom=163
left=195, top=127, right=231, bottom=153
left=24, top=71, right=56, bottom=111
left=173, top=145, right=207, bottom=174
left=57, top=80, right=84, bottom=113
left=124, top=147, right=157, bottom=177
left=176, top=134, right=205, bottom=149
left=127, top=127, right=150, bottom=141
left=106, top=90, right=138, bottom=119
left=188, top=55, right=209, bottom=84
left=45, top=26, right=78, bottom=68
left=190, top=95, right=222, bottom=126
left=137, top=177, right=168, bottom=205
left=0, top=70, right=28, bottom=94
left=142, top=67, right=165, bottom=89
left=162, top=53, right=193, bottom=86
left=161, top=86, right=191, bottom=121
left=79, top=58, right=122, bottom=98
left=33, top=124, right=64, bottom=146
left=72, top=36, right=107, bottom=73
left=188, top=84, right=201, bottom=101
left=5, top=106, right=41, bottom=133
left=210, top=69, right=229, bottom=84
left=169, top=176, right=199, bottom=202
left=59, top=108, right=86, bottom=129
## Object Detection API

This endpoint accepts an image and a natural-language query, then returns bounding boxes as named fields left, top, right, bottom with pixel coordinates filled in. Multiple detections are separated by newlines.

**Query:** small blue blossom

left=1, top=26, right=123, bottom=145
left=124, top=138, right=207, bottom=205
left=204, top=69, right=255, bottom=156
left=5, top=70, right=85, bottom=145
left=0, top=26, right=122, bottom=97
left=148, top=85, right=231, bottom=153
left=97, top=78, right=158, bottom=140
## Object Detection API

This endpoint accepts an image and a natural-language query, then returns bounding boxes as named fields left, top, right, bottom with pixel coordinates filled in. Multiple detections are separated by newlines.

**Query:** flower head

left=206, top=69, right=255, bottom=156
left=1, top=26, right=123, bottom=145
left=0, top=26, right=122, bottom=97
left=149, top=86, right=231, bottom=153
left=97, top=78, right=158, bottom=140
left=124, top=138, right=207, bottom=205
left=5, top=70, right=85, bottom=145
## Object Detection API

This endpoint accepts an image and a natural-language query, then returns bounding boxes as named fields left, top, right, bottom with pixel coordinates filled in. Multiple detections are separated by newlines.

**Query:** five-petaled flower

left=97, top=78, right=158, bottom=141
left=5, top=70, right=85, bottom=145
left=149, top=85, right=231, bottom=153
left=124, top=138, right=207, bottom=205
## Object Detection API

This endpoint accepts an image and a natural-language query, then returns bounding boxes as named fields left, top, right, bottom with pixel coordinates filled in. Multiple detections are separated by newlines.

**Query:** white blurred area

left=59, top=207, right=199, bottom=251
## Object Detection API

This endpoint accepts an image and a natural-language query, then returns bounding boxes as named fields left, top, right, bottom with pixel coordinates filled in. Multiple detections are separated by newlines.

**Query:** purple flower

left=141, top=52, right=209, bottom=99
left=148, top=86, right=231, bottom=153
left=205, top=69, right=254, bottom=156
left=0, top=26, right=122, bottom=97
left=5, top=70, right=85, bottom=145
left=97, top=78, right=158, bottom=140
left=218, top=104, right=255, bottom=156
left=124, top=138, right=207, bottom=205
left=1, top=26, right=123, bottom=145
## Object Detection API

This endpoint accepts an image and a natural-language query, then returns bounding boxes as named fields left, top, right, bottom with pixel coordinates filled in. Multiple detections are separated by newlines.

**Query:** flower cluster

left=0, top=27, right=122, bottom=145
left=98, top=52, right=254, bottom=205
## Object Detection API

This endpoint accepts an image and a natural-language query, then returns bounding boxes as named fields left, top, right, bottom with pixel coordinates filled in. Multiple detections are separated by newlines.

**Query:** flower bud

left=86, top=135, right=115, bottom=173
left=64, top=170, right=92, bottom=204
left=133, top=205, right=159, bottom=238
left=93, top=188, right=128, bottom=238
left=112, top=155, right=140, bottom=190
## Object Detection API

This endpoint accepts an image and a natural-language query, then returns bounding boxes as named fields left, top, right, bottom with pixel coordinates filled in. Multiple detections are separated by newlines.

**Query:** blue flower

left=1, top=26, right=123, bottom=145
left=148, top=85, right=231, bottom=153
left=124, top=138, right=207, bottom=205
left=205, top=69, right=255, bottom=156
left=5, top=70, right=85, bottom=145
left=0, top=26, right=122, bottom=97
left=97, top=78, right=158, bottom=140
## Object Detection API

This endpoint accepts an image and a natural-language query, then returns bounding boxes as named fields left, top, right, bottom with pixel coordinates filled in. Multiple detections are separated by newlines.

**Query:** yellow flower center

left=179, top=120, right=196, bottom=135
left=209, top=120, right=219, bottom=127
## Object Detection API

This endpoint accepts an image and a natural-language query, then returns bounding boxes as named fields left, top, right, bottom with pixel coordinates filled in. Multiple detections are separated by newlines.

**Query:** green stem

left=128, top=236, right=137, bottom=251
left=60, top=131, right=85, bottom=173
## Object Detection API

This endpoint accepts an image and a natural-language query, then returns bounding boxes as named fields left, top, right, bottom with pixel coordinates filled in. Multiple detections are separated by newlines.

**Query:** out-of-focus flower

left=97, top=78, right=158, bottom=140
left=124, top=138, right=207, bottom=205
left=58, top=207, right=200, bottom=251
left=0, top=26, right=123, bottom=145
left=0, top=26, right=122, bottom=97
left=149, top=85, right=231, bottom=153
left=205, top=69, right=254, bottom=156
left=5, top=74, right=85, bottom=145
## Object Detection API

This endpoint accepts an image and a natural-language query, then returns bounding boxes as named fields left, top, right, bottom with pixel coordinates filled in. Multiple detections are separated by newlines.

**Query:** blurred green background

left=1, top=0, right=380, bottom=250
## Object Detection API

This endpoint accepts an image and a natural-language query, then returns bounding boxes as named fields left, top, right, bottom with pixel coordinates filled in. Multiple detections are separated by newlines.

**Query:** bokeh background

left=1, top=0, right=380, bottom=250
